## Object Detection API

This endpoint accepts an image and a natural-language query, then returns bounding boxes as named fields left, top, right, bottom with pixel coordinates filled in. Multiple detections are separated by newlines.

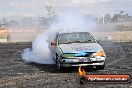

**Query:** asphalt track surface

left=0, top=42, right=132, bottom=88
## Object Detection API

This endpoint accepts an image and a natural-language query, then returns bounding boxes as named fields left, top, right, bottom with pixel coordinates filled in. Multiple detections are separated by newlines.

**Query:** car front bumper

left=59, top=57, right=106, bottom=67
left=60, top=62, right=105, bottom=67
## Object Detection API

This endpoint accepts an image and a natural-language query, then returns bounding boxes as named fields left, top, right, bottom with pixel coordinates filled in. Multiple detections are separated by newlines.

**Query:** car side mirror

left=97, top=40, right=100, bottom=43
left=51, top=41, right=56, bottom=46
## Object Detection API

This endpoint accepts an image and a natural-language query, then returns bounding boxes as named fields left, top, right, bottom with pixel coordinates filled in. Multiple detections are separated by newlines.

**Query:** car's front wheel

left=56, top=55, right=60, bottom=70
left=56, top=55, right=64, bottom=71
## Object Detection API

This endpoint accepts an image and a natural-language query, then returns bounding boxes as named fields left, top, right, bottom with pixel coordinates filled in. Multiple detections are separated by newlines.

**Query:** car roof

left=57, top=29, right=90, bottom=34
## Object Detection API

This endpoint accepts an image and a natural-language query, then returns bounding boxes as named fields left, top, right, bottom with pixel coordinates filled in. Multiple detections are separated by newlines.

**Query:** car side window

left=56, top=34, right=59, bottom=43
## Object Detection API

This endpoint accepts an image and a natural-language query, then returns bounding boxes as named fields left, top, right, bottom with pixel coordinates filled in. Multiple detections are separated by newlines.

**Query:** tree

left=104, top=14, right=111, bottom=23
left=112, top=14, right=118, bottom=22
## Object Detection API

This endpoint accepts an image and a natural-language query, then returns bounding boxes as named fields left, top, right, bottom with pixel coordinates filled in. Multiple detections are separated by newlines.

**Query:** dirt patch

left=0, top=42, right=131, bottom=88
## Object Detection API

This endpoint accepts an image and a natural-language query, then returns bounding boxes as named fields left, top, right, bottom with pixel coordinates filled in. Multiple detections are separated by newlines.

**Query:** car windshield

left=58, top=32, right=96, bottom=44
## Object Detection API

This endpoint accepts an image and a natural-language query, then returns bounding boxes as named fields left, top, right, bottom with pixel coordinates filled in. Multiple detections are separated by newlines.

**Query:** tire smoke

left=22, top=31, right=55, bottom=64
left=22, top=11, right=96, bottom=64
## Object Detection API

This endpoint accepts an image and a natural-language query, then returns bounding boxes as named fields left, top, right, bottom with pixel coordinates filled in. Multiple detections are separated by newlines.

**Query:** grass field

left=91, top=31, right=132, bottom=42
left=0, top=28, right=8, bottom=39
left=0, top=25, right=132, bottom=42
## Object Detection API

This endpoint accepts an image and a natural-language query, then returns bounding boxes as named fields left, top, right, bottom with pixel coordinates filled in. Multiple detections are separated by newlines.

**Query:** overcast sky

left=0, top=0, right=132, bottom=17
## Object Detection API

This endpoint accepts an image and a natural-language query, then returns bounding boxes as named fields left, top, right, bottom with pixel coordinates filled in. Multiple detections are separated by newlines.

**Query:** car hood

left=58, top=43, right=103, bottom=53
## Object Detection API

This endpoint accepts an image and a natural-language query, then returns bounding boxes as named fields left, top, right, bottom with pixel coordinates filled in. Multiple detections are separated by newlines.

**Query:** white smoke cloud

left=22, top=11, right=96, bottom=64
left=22, top=31, right=55, bottom=64
left=50, top=10, right=96, bottom=31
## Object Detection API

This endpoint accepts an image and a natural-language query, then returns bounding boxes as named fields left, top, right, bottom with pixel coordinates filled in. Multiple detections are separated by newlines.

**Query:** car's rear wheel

left=96, top=64, right=105, bottom=70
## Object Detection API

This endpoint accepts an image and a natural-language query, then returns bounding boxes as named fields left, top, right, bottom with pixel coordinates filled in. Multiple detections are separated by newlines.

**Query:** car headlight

left=92, top=51, right=106, bottom=57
